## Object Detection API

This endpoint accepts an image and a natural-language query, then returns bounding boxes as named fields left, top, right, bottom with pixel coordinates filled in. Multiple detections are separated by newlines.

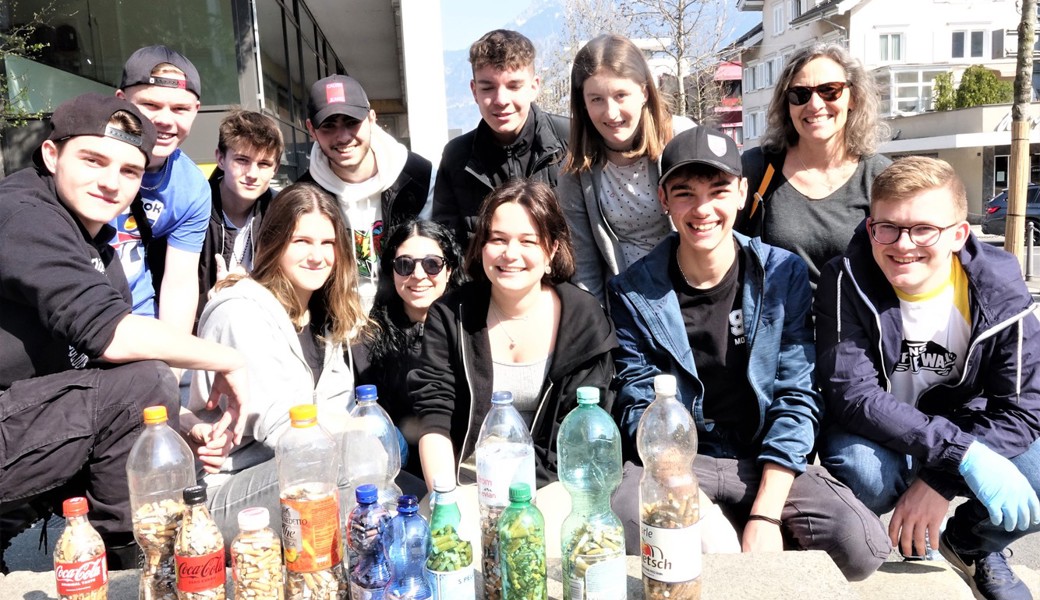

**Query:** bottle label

left=351, top=581, right=386, bottom=600
left=427, top=565, right=475, bottom=600
left=175, top=550, right=225, bottom=592
left=281, top=493, right=342, bottom=573
left=639, top=522, right=701, bottom=583
left=476, top=446, right=535, bottom=506
left=569, top=555, right=625, bottom=600
left=55, top=556, right=108, bottom=594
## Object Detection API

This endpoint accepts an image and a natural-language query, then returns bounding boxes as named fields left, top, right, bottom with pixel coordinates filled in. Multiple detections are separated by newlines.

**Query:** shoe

left=939, top=530, right=1033, bottom=600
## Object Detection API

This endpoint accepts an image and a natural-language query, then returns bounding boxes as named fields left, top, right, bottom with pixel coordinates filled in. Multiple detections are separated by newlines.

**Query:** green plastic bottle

left=426, top=476, right=475, bottom=600
left=498, top=483, right=546, bottom=600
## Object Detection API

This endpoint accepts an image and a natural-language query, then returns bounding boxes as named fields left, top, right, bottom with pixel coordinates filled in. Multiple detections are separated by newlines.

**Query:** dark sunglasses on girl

left=393, top=254, right=447, bottom=277
left=786, top=81, right=851, bottom=106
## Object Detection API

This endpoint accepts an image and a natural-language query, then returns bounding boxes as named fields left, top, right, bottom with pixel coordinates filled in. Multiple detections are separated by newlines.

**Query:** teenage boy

left=0, top=94, right=249, bottom=570
left=816, top=156, right=1040, bottom=600
left=199, top=109, right=283, bottom=316
left=298, top=74, right=431, bottom=309
left=609, top=127, right=888, bottom=581
left=113, top=45, right=210, bottom=334
left=432, top=29, right=568, bottom=250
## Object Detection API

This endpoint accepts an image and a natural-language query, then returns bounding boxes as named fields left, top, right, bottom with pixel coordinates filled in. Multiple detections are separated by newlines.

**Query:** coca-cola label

left=176, top=550, right=226, bottom=592
left=55, top=556, right=108, bottom=594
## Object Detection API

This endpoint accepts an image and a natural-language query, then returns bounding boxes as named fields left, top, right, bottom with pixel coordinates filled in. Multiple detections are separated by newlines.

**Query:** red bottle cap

left=62, top=497, right=89, bottom=517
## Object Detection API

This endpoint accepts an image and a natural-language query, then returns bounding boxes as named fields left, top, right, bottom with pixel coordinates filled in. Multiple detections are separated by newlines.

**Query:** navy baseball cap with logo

left=660, top=126, right=742, bottom=186
left=33, top=93, right=157, bottom=166
left=119, top=45, right=201, bottom=98
left=307, top=75, right=371, bottom=125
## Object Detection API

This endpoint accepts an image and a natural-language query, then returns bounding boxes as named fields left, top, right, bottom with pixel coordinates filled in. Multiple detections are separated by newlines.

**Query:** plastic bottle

left=126, top=405, right=197, bottom=600
left=558, top=387, right=626, bottom=600
left=383, top=495, right=433, bottom=600
left=174, top=485, right=225, bottom=600
left=498, top=484, right=546, bottom=600
left=637, top=375, right=700, bottom=600
left=347, top=484, right=392, bottom=600
left=343, top=385, right=403, bottom=515
left=277, top=404, right=345, bottom=599
left=231, top=507, right=283, bottom=600
left=474, top=391, right=535, bottom=600
left=53, top=497, right=108, bottom=600
left=425, top=476, right=474, bottom=600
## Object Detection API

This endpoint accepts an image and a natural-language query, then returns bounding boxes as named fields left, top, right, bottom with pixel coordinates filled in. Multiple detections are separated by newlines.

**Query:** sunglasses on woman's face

left=392, top=254, right=447, bottom=277
left=786, top=81, right=851, bottom=106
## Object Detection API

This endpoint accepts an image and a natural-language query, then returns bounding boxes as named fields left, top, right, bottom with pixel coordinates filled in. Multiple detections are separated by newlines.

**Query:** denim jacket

left=608, top=232, right=820, bottom=473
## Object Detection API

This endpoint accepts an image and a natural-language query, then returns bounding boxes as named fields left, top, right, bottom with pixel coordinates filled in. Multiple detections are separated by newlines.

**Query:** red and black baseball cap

left=119, top=45, right=201, bottom=99
left=33, top=93, right=157, bottom=166
left=307, top=74, right=370, bottom=125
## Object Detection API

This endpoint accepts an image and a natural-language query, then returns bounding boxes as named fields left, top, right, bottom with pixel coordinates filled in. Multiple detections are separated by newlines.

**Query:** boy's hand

left=187, top=423, right=234, bottom=474
left=208, top=365, right=249, bottom=445
left=889, top=478, right=948, bottom=557
left=959, top=441, right=1040, bottom=531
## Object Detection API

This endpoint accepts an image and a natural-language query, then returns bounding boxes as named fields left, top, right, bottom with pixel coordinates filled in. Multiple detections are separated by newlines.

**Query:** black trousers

left=0, top=361, right=178, bottom=537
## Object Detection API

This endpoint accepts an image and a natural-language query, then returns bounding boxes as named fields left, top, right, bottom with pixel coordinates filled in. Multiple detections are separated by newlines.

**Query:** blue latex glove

left=959, top=441, right=1040, bottom=532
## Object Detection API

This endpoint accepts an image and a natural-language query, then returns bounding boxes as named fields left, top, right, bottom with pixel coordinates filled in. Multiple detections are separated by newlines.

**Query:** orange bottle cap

left=142, top=406, right=168, bottom=424
left=289, top=404, right=317, bottom=425
left=62, top=497, right=89, bottom=517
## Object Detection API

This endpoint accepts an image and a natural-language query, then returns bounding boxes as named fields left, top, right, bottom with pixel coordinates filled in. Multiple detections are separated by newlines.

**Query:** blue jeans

left=820, top=425, right=1040, bottom=555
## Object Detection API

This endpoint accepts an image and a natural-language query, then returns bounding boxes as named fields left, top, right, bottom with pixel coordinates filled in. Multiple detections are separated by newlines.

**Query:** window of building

left=879, top=33, right=905, bottom=62
left=773, top=3, right=785, bottom=35
left=745, top=111, right=765, bottom=139
left=952, top=30, right=985, bottom=58
left=875, top=68, right=946, bottom=115
left=789, top=0, right=803, bottom=19
left=744, top=63, right=757, bottom=91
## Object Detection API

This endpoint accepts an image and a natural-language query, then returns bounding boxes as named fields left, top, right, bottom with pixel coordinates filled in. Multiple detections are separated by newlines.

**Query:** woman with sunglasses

left=184, top=182, right=367, bottom=543
left=557, top=33, right=695, bottom=304
left=354, top=219, right=464, bottom=478
left=409, top=179, right=617, bottom=496
left=738, top=43, right=890, bottom=287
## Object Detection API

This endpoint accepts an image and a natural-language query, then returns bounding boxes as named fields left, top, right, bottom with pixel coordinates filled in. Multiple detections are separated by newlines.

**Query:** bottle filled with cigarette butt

left=498, top=484, right=546, bottom=600
left=558, top=387, right=625, bottom=600
left=231, top=507, right=283, bottom=600
left=383, top=495, right=433, bottom=600
left=127, top=405, right=197, bottom=600
left=54, top=497, right=108, bottom=600
left=425, top=476, right=474, bottom=600
left=277, top=404, right=345, bottom=600
left=174, top=485, right=226, bottom=600
left=637, top=375, right=701, bottom=600
left=347, top=484, right=391, bottom=600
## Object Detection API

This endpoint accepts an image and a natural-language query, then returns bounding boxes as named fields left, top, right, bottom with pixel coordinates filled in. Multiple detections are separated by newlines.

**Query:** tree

left=932, top=72, right=956, bottom=111
left=0, top=3, right=52, bottom=133
left=954, top=64, right=1014, bottom=108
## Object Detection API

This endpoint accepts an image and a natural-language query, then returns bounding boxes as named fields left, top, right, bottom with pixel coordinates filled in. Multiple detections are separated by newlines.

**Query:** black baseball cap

left=307, top=75, right=370, bottom=125
left=34, top=93, right=157, bottom=165
left=660, top=126, right=742, bottom=186
left=119, top=45, right=201, bottom=98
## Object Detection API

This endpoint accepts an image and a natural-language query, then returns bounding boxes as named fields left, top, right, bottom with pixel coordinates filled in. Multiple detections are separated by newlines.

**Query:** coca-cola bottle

left=174, top=485, right=226, bottom=600
left=53, top=497, right=108, bottom=600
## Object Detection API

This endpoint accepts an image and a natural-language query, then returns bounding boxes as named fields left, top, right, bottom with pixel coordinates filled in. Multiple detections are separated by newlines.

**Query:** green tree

left=954, top=64, right=1014, bottom=108
left=932, top=72, right=956, bottom=111
left=1, top=3, right=53, bottom=133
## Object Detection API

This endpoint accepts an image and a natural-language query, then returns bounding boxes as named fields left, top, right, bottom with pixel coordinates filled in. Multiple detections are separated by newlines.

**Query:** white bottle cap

left=237, top=507, right=270, bottom=531
left=432, top=474, right=457, bottom=494
left=654, top=374, right=677, bottom=396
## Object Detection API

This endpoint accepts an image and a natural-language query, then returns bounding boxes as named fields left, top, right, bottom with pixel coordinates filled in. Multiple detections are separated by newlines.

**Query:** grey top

left=492, top=354, right=552, bottom=428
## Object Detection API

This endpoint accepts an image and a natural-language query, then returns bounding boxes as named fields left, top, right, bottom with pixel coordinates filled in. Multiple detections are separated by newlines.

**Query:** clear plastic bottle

left=53, top=497, right=108, bottom=600
left=126, top=405, right=196, bottom=600
left=558, top=387, right=625, bottom=600
left=474, top=391, right=535, bottom=600
left=347, top=484, right=392, bottom=600
left=277, top=404, right=345, bottom=599
left=343, top=385, right=403, bottom=515
left=383, top=495, right=433, bottom=600
left=498, top=484, right=546, bottom=600
left=425, top=476, right=474, bottom=600
left=637, top=375, right=700, bottom=600
left=174, top=485, right=225, bottom=600
left=231, top=507, right=284, bottom=600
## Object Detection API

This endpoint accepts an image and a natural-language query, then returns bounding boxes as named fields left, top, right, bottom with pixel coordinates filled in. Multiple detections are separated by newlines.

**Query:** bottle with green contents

left=558, top=386, right=626, bottom=600
left=426, top=476, right=475, bottom=600
left=498, top=483, right=546, bottom=600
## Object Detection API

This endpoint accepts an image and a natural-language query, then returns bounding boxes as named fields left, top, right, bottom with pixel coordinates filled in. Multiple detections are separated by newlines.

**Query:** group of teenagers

left=0, top=24, right=1038, bottom=600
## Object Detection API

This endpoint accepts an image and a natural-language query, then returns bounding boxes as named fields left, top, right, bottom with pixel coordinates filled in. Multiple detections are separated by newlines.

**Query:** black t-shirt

left=669, top=246, right=759, bottom=454
left=297, top=321, right=325, bottom=385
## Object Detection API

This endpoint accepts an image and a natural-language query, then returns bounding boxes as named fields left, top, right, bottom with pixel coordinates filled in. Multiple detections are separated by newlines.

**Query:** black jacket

left=196, top=169, right=276, bottom=325
left=296, top=151, right=432, bottom=233
left=431, top=104, right=568, bottom=249
left=409, top=280, right=617, bottom=486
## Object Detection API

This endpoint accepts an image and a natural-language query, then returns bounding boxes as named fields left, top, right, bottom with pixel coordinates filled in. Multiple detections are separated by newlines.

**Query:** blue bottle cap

left=396, top=494, right=419, bottom=514
left=576, top=387, right=600, bottom=405
left=491, top=391, right=513, bottom=404
left=356, top=384, right=378, bottom=402
left=508, top=483, right=531, bottom=503
left=356, top=484, right=378, bottom=504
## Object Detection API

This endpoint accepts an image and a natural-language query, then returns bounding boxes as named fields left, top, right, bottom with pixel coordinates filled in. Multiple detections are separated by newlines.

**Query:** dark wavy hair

left=464, top=179, right=575, bottom=285
left=363, top=220, right=464, bottom=365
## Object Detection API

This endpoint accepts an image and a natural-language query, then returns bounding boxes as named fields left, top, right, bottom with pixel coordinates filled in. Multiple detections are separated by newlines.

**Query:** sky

left=440, top=0, right=535, bottom=52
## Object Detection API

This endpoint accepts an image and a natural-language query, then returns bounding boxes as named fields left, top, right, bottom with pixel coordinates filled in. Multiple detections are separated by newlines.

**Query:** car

left=981, top=183, right=1040, bottom=242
